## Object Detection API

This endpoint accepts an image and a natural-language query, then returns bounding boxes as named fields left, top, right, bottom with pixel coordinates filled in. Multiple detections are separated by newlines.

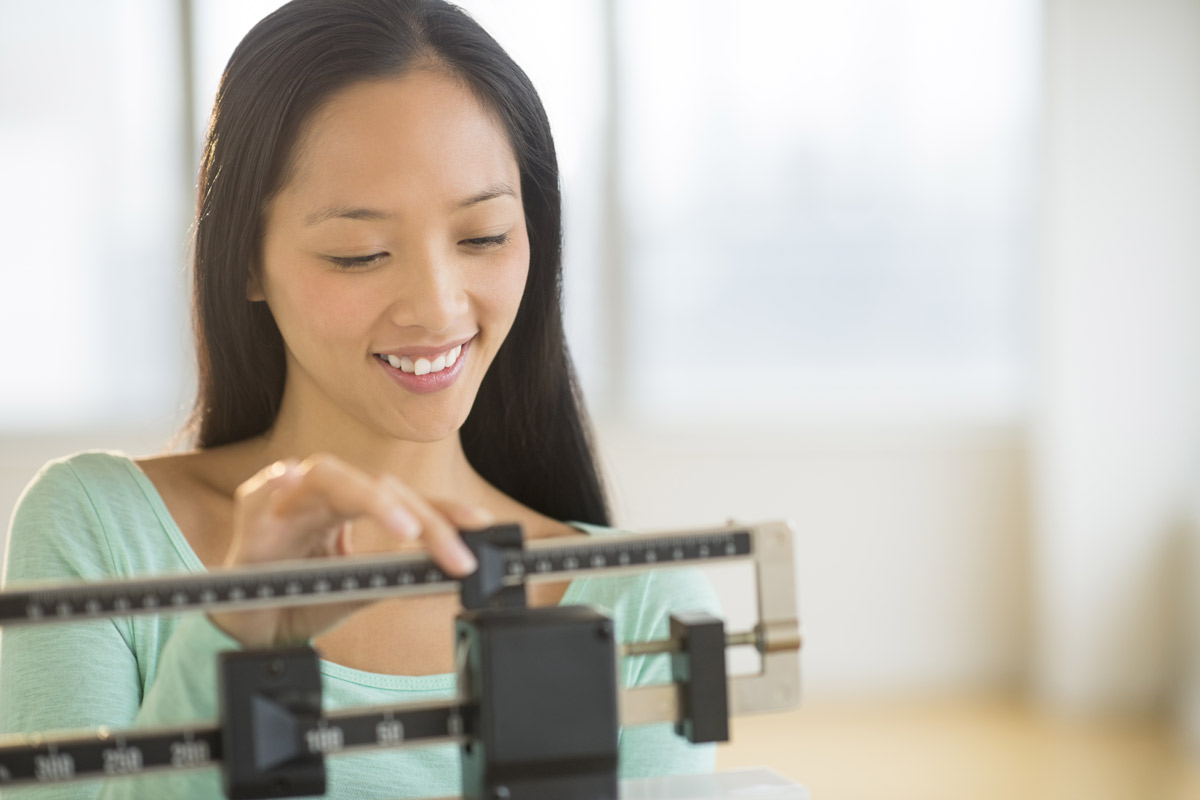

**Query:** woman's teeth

left=383, top=345, right=462, bottom=375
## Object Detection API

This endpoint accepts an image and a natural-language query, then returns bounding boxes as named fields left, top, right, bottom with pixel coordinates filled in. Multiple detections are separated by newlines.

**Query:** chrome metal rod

left=620, top=629, right=759, bottom=657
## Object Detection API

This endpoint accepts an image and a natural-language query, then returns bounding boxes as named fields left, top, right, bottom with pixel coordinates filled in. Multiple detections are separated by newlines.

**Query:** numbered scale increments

left=0, top=527, right=752, bottom=627
left=0, top=698, right=468, bottom=787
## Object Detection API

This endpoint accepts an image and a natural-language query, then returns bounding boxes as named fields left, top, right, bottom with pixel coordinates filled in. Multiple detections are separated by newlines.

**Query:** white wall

left=600, top=421, right=1030, bottom=696
left=1034, top=0, right=1200, bottom=714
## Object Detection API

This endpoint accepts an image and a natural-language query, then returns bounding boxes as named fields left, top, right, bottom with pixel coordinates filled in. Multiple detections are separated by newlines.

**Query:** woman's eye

left=464, top=233, right=510, bottom=250
left=326, top=252, right=387, bottom=269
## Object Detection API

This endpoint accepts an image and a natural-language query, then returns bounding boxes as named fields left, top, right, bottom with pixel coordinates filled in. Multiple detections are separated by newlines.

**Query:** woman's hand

left=209, top=454, right=490, bottom=648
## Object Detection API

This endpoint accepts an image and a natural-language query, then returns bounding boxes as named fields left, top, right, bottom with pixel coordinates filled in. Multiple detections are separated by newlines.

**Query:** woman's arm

left=0, top=459, right=172, bottom=798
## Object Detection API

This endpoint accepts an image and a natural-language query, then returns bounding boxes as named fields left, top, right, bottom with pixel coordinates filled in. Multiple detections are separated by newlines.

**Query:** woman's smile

left=373, top=336, right=474, bottom=395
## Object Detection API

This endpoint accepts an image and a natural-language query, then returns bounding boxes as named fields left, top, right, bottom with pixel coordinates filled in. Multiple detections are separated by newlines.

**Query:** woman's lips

left=375, top=334, right=475, bottom=362
left=374, top=339, right=470, bottom=395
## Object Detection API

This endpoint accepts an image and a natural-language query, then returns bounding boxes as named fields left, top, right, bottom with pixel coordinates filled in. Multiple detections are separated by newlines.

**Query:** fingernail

left=457, top=548, right=479, bottom=574
left=266, top=460, right=294, bottom=479
left=390, top=508, right=420, bottom=538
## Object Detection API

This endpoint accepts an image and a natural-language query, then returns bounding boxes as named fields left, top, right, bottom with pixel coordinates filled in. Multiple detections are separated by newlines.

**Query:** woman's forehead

left=279, top=72, right=520, bottom=214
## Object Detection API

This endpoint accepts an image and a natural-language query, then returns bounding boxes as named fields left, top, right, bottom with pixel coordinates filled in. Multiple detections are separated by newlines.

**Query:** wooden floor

left=715, top=695, right=1200, bottom=800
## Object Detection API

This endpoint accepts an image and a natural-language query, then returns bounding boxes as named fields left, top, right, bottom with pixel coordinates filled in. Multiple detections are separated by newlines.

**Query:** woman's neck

left=251, top=396, right=486, bottom=503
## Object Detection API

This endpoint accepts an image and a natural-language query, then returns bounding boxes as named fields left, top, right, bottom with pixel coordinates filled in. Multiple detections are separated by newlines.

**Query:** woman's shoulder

left=565, top=522, right=723, bottom=637
left=6, top=451, right=151, bottom=582
left=5, top=450, right=200, bottom=585
left=13, top=450, right=150, bottom=519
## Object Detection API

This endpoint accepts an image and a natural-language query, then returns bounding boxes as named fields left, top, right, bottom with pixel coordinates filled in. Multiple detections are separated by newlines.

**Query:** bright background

left=2, top=0, right=1199, bottom=795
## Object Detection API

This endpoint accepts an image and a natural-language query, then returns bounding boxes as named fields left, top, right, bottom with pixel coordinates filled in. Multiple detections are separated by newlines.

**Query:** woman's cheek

left=494, top=243, right=531, bottom=321
left=292, top=272, right=378, bottom=338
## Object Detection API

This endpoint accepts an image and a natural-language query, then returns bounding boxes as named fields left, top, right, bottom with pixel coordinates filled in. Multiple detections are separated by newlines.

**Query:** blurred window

left=0, top=0, right=1037, bottom=431
left=616, top=0, right=1038, bottom=422
left=0, top=0, right=189, bottom=430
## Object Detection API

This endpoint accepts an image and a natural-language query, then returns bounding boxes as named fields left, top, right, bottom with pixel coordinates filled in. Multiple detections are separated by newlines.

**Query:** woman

left=0, top=1, right=718, bottom=797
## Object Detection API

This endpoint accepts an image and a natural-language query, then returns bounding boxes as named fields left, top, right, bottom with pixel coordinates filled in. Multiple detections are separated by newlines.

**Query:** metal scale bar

left=0, top=699, right=472, bottom=786
left=0, top=529, right=753, bottom=627
left=0, top=521, right=802, bottom=791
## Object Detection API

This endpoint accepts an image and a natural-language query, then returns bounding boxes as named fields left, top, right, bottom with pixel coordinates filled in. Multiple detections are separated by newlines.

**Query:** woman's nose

left=388, top=247, right=469, bottom=333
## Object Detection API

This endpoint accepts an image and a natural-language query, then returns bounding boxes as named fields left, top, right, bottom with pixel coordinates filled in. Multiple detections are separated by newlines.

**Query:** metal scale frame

left=0, top=520, right=802, bottom=799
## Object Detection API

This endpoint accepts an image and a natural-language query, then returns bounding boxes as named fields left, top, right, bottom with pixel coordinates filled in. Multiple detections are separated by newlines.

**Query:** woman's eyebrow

left=457, top=182, right=517, bottom=208
left=303, top=206, right=393, bottom=226
left=303, top=183, right=516, bottom=226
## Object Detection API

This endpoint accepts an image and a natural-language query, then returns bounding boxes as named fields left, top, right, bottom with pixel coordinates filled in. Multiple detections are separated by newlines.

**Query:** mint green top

left=0, top=452, right=719, bottom=799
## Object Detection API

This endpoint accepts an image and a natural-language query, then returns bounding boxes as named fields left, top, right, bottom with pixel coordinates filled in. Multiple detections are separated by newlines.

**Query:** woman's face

left=256, top=71, right=529, bottom=443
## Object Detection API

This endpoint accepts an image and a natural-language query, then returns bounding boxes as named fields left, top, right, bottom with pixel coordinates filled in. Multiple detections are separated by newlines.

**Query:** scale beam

left=0, top=528, right=753, bottom=627
left=0, top=521, right=802, bottom=798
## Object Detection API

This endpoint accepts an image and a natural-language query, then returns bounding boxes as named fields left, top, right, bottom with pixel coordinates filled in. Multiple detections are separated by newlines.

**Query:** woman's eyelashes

left=463, top=232, right=510, bottom=250
left=326, top=252, right=388, bottom=270
left=323, top=232, right=511, bottom=269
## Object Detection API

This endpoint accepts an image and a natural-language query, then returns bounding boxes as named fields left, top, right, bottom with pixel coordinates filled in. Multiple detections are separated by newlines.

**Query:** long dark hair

left=188, top=0, right=609, bottom=525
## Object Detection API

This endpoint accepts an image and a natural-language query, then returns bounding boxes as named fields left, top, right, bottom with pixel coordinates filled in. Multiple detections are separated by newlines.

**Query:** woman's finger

left=334, top=521, right=354, bottom=557
left=225, top=460, right=307, bottom=564
left=275, top=455, right=421, bottom=539
left=235, top=458, right=300, bottom=499
left=234, top=453, right=486, bottom=580
left=382, top=476, right=479, bottom=576
left=244, top=455, right=483, bottom=577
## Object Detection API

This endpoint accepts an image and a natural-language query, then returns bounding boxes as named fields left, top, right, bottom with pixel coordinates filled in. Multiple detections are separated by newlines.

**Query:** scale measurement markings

left=0, top=530, right=753, bottom=627
left=0, top=729, right=222, bottom=786
left=0, top=558, right=457, bottom=627
left=0, top=702, right=470, bottom=787
left=512, top=531, right=752, bottom=578
left=314, top=703, right=472, bottom=754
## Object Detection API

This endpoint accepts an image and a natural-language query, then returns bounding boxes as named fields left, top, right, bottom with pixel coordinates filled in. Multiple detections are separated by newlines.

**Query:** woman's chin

left=382, top=411, right=470, bottom=445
